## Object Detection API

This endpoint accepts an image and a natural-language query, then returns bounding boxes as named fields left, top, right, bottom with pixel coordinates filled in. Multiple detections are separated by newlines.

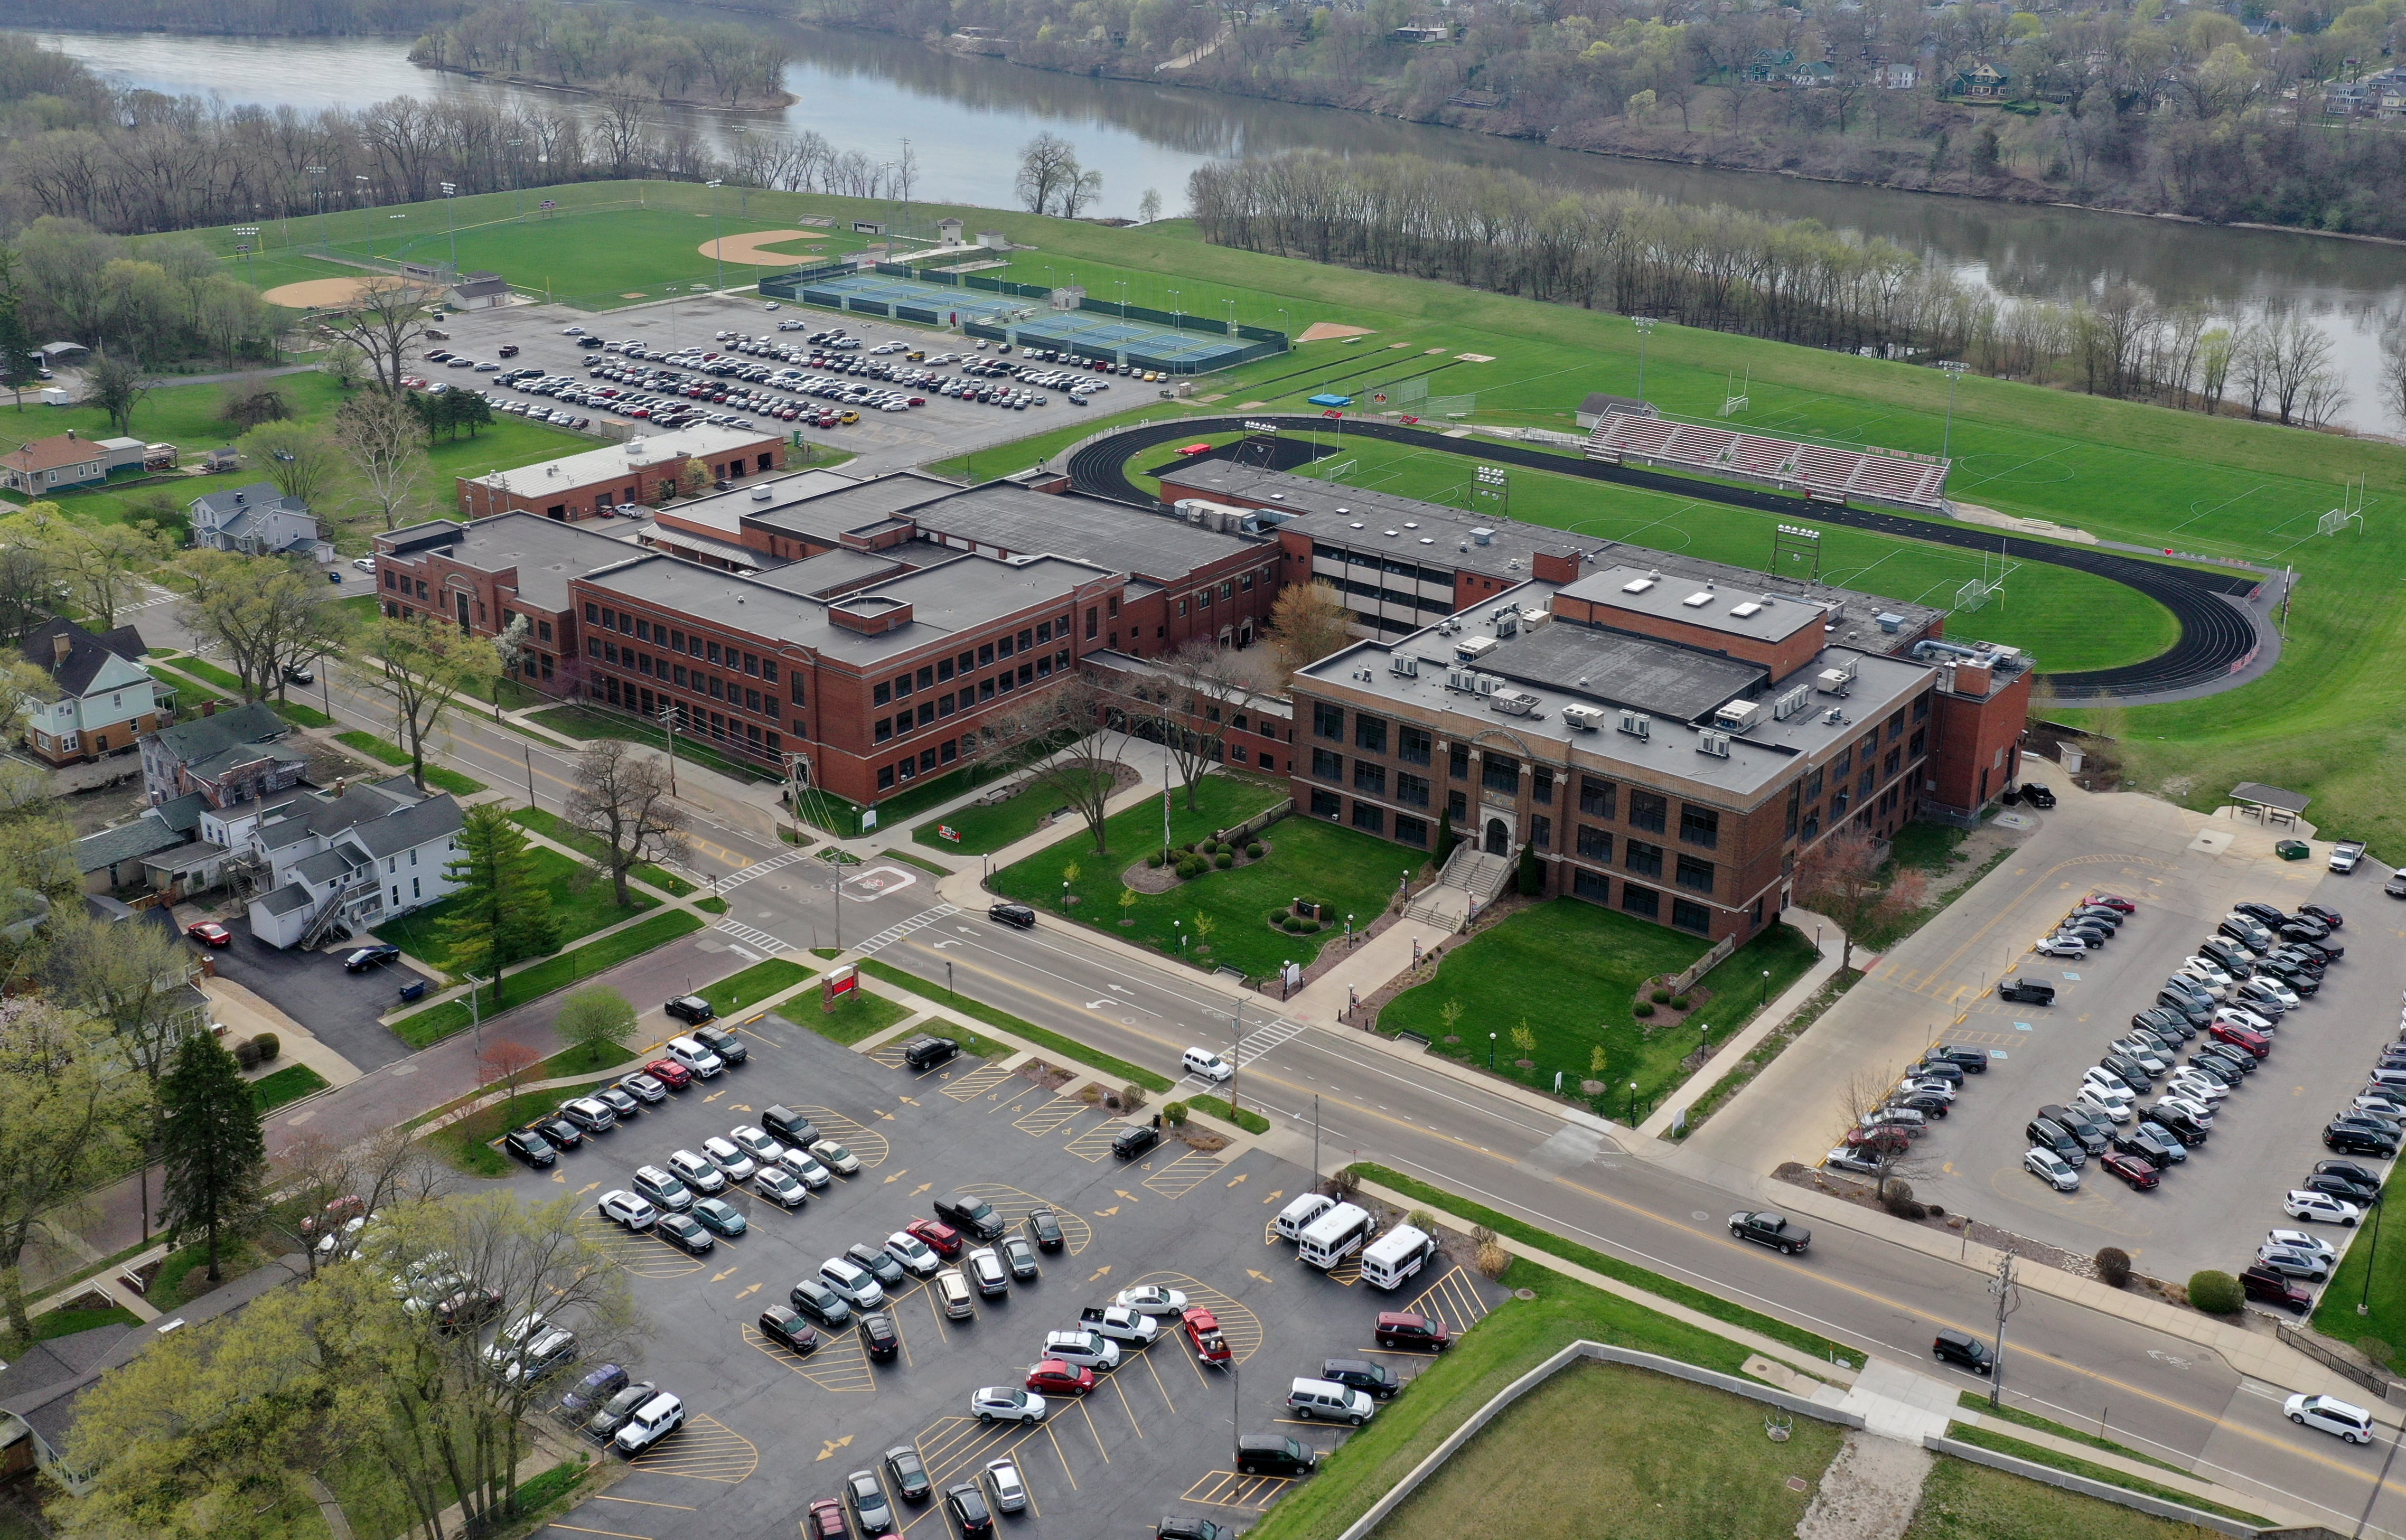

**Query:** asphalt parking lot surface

left=1916, top=860, right=2400, bottom=1290
left=199, top=928, right=421, bottom=1073
left=426, top=295, right=1117, bottom=479
left=511, top=1015, right=1502, bottom=1540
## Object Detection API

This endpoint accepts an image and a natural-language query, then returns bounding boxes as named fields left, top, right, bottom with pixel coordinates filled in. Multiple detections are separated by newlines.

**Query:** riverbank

left=404, top=57, right=795, bottom=112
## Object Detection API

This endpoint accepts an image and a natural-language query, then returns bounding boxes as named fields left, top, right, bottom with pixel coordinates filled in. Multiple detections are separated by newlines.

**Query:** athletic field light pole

left=354, top=174, right=371, bottom=252
left=1632, top=316, right=1658, bottom=404
left=1938, top=360, right=1969, bottom=459
left=707, top=180, right=726, bottom=289
left=440, top=182, right=458, bottom=270
left=307, top=166, right=329, bottom=252
left=507, top=141, right=523, bottom=215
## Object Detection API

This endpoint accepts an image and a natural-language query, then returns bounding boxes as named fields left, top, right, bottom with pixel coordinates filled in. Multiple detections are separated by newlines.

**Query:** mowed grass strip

left=1939, top=1428, right=2265, bottom=1526
left=773, top=988, right=910, bottom=1046
left=331, top=731, right=486, bottom=796
left=990, top=775, right=1411, bottom=979
left=853, top=959, right=1171, bottom=1091
left=378, top=843, right=656, bottom=978
left=699, top=957, right=814, bottom=1019
left=508, top=805, right=693, bottom=895
left=390, top=911, right=705, bottom=1047
left=1901, top=1450, right=2233, bottom=1540
left=912, top=766, right=1122, bottom=854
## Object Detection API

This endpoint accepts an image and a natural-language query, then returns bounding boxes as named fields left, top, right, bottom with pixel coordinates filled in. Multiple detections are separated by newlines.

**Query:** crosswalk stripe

left=712, top=918, right=790, bottom=956
left=853, top=904, right=958, bottom=957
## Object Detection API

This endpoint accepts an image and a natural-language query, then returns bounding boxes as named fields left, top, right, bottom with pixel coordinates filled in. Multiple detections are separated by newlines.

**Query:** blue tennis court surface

left=763, top=267, right=1274, bottom=373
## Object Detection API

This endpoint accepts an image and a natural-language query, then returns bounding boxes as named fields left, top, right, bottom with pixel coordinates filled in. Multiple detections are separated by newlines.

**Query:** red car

left=2083, top=893, right=2138, bottom=914
left=2100, top=1151, right=2159, bottom=1190
left=1025, top=1358, right=1094, bottom=1396
left=1374, top=1311, right=1450, bottom=1351
left=2208, top=1021, right=2271, bottom=1058
left=905, top=1218, right=963, bottom=1259
left=1183, top=1307, right=1230, bottom=1365
left=1844, top=1125, right=1911, bottom=1153
left=804, top=1497, right=848, bottom=1540
left=645, top=1058, right=695, bottom=1090
left=185, top=921, right=232, bottom=947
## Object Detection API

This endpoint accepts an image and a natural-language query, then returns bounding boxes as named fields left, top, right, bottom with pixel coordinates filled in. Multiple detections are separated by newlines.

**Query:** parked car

left=2100, top=1151, right=2159, bottom=1190
left=1373, top=1312, right=1449, bottom=1351
left=2025, top=1147, right=2080, bottom=1191
left=884, top=1445, right=932, bottom=1504
left=656, top=1213, right=714, bottom=1255
left=597, top=1190, right=658, bottom=1229
left=344, top=944, right=402, bottom=972
left=759, top=1303, right=820, bottom=1354
left=185, top=920, right=232, bottom=947
left=2283, top=1190, right=2364, bottom=1226
left=970, top=1387, right=1046, bottom=1423
left=1932, top=1329, right=1993, bottom=1375
left=2240, top=1265, right=2311, bottom=1314
left=666, top=994, right=716, bottom=1025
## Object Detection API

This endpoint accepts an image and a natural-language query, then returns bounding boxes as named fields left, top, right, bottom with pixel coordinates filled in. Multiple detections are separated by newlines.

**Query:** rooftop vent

left=1471, top=528, right=1494, bottom=547
left=1383, top=529, right=1398, bottom=538
left=1876, top=611, right=1905, bottom=634
left=1420, top=538, right=1435, bottom=546
left=1622, top=576, right=1656, bottom=594
left=1697, top=728, right=1731, bottom=758
left=1403, top=521, right=1419, bottom=529
left=1730, top=601, right=1764, bottom=618
left=1388, top=652, right=1420, bottom=677
left=1350, top=521, right=1365, bottom=530
left=1682, top=591, right=1714, bottom=608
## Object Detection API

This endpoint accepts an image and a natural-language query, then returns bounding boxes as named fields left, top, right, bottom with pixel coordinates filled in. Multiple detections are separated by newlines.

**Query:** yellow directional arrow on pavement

left=1247, top=1269, right=1274, bottom=1284
left=576, top=1181, right=602, bottom=1196
left=1262, top=1189, right=1284, bottom=1205
left=883, top=1169, right=911, bottom=1185
left=730, top=1104, right=754, bottom=1113
left=551, top=1172, right=567, bottom=1183
left=711, top=1266, right=740, bottom=1283
left=876, top=1110, right=896, bottom=1121
left=816, top=1435, right=855, bottom=1462
left=1087, top=1265, right=1112, bottom=1282
left=911, top=1182, right=933, bottom=1196
left=736, top=1282, right=762, bottom=1300
left=703, top=1090, right=726, bottom=1104
left=1227, top=1173, right=1248, bottom=1187
left=897, top=1096, right=920, bottom=1106
left=1092, top=1206, right=1120, bottom=1217
left=1113, top=1190, right=1140, bottom=1203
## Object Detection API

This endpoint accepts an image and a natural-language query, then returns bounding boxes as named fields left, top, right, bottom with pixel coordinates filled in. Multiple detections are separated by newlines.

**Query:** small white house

left=188, top=482, right=322, bottom=557
left=240, top=779, right=465, bottom=949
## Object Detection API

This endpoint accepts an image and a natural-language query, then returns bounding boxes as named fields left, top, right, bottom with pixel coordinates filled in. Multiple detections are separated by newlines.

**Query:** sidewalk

left=203, top=975, right=363, bottom=1092
left=1634, top=905, right=1845, bottom=1139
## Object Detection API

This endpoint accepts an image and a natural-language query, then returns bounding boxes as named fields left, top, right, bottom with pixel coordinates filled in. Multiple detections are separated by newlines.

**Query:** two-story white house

left=188, top=482, right=325, bottom=558
left=18, top=618, right=172, bottom=766
left=239, top=777, right=466, bottom=949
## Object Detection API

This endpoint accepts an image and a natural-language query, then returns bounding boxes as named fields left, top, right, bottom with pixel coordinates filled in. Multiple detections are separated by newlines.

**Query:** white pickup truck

left=1075, top=1304, right=1161, bottom=1346
left=2331, top=841, right=2368, bottom=874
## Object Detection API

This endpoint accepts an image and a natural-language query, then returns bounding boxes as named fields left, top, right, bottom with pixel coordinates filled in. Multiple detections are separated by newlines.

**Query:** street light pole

left=2361, top=1193, right=2385, bottom=1316
left=706, top=180, right=725, bottom=290
left=440, top=181, right=458, bottom=271
left=1989, top=1250, right=2020, bottom=1410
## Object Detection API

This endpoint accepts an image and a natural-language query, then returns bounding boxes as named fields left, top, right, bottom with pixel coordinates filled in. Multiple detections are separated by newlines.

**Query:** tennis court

left=762, top=265, right=1279, bottom=374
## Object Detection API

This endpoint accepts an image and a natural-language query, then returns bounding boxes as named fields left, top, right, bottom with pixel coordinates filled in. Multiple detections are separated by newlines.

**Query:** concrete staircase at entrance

left=1404, top=841, right=1514, bottom=928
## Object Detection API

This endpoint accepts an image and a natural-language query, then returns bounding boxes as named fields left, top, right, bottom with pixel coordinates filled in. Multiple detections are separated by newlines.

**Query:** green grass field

left=378, top=844, right=657, bottom=979
left=1901, top=1454, right=2227, bottom=1540
left=912, top=766, right=1121, bottom=854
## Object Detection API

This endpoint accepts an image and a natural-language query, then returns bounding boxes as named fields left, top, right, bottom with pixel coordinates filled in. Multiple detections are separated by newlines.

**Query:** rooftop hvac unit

left=1815, top=668, right=1853, bottom=696
left=1389, top=652, right=1420, bottom=677
left=1771, top=685, right=1811, bottom=721
left=1471, top=527, right=1495, bottom=546
left=1446, top=667, right=1476, bottom=693
left=1936, top=663, right=1956, bottom=693
left=1521, top=608, right=1551, bottom=629
left=1456, top=635, right=1499, bottom=662
left=1697, top=729, right=1731, bottom=758
left=1876, top=612, right=1905, bottom=634
left=1824, top=707, right=1846, bottom=725
left=1493, top=612, right=1519, bottom=638
left=1618, top=710, right=1651, bottom=739
left=1475, top=673, right=1501, bottom=696
left=1715, top=700, right=1762, bottom=732
left=1490, top=689, right=1538, bottom=717
left=1560, top=704, right=1606, bottom=731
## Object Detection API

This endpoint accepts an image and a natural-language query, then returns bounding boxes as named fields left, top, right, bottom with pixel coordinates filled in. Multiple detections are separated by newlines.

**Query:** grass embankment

left=332, top=730, right=485, bottom=796
left=1350, top=1163, right=1841, bottom=1360
left=700, top=958, right=813, bottom=1018
left=524, top=705, right=775, bottom=786
left=1182, top=1094, right=1269, bottom=1133
left=990, top=775, right=1406, bottom=979
left=1939, top=1427, right=2263, bottom=1527
left=1379, top=903, right=1818, bottom=1121
left=389, top=911, right=706, bottom=1047
left=29, top=1303, right=140, bottom=1341
left=854, top=958, right=1171, bottom=1090
left=912, top=766, right=1121, bottom=854
left=508, top=805, right=693, bottom=895
left=773, top=990, right=910, bottom=1046
left=251, top=1063, right=330, bottom=1111
left=1901, top=1457, right=2230, bottom=1540
left=381, top=844, right=656, bottom=978
left=2311, top=1214, right=2406, bottom=1364
left=151, top=1237, right=269, bottom=1310
left=425, top=1079, right=612, bottom=1177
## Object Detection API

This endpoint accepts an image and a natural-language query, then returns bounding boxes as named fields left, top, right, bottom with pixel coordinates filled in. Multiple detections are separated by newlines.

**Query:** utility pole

left=657, top=702, right=679, bottom=795
left=1228, top=995, right=1242, bottom=1119
left=524, top=744, right=537, bottom=809
left=1311, top=1094, right=1320, bottom=1191
left=1988, top=1248, right=2020, bottom=1410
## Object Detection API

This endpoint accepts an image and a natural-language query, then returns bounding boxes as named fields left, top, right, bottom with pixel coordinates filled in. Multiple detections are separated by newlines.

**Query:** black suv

left=1319, top=1359, right=1399, bottom=1398
left=1234, top=1434, right=1320, bottom=1476
left=902, top=1036, right=960, bottom=1071
left=2026, top=1118, right=2085, bottom=1164
left=2035, top=1105, right=2108, bottom=1155
left=1927, top=1046, right=1990, bottom=1073
left=665, top=994, right=716, bottom=1025
left=2327, top=1122, right=2399, bottom=1157
left=763, top=1105, right=820, bottom=1144
left=989, top=902, right=1037, bottom=930
left=1112, top=1123, right=1162, bottom=1160
left=691, top=1022, right=747, bottom=1065
left=934, top=1191, right=1006, bottom=1242
left=1932, top=1329, right=1993, bottom=1374
left=1998, top=978, right=2056, bottom=1005
left=504, top=1127, right=557, bottom=1167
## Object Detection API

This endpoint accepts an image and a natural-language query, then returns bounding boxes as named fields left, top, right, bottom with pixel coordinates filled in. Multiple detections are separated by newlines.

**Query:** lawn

left=699, top=957, right=814, bottom=1018
left=990, top=775, right=1412, bottom=980
left=378, top=844, right=656, bottom=979
left=509, top=805, right=694, bottom=895
left=151, top=1236, right=269, bottom=1310
left=1941, top=1428, right=2264, bottom=1525
left=332, top=730, right=487, bottom=796
left=424, top=1079, right=611, bottom=1177
left=527, top=704, right=776, bottom=785
left=389, top=910, right=705, bottom=1047
left=2310, top=1212, right=2402, bottom=1359
left=250, top=1063, right=330, bottom=1112
left=855, top=959, right=1169, bottom=1090
left=774, top=988, right=910, bottom=1046
left=1378, top=902, right=1819, bottom=1120
left=29, top=1303, right=139, bottom=1341
left=1367, top=1359, right=1841, bottom=1540
left=912, top=766, right=1124, bottom=854
left=1901, top=1453, right=2229, bottom=1540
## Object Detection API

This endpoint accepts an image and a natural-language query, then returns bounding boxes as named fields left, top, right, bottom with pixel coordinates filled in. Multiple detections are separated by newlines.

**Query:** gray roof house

left=140, top=701, right=310, bottom=810
left=188, top=482, right=323, bottom=557
left=0, top=1322, right=133, bottom=1492
left=238, top=777, right=465, bottom=949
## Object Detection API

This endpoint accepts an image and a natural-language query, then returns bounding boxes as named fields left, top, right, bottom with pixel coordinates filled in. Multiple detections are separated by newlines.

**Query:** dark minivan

left=1234, top=1434, right=1320, bottom=1477
left=763, top=1105, right=820, bottom=1144
left=990, top=902, right=1037, bottom=930
left=1932, top=1329, right=1993, bottom=1374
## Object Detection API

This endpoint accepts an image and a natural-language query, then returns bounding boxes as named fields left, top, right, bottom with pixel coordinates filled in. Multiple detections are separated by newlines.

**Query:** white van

left=666, top=1035, right=724, bottom=1077
left=1182, top=1046, right=1233, bottom=1082
left=1297, top=1202, right=1375, bottom=1270
left=613, top=1391, right=685, bottom=1454
left=1274, top=1193, right=1335, bottom=1242
left=1360, top=1225, right=1439, bottom=1291
left=1286, top=1377, right=1374, bottom=1425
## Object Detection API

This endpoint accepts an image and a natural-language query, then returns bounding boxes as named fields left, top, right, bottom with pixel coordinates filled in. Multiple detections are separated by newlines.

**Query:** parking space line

left=546, top=1524, right=651, bottom=1539
left=1012, top=1095, right=1088, bottom=1138
left=1407, top=1266, right=1492, bottom=1331
left=1323, top=1255, right=1363, bottom=1286
left=957, top=1184, right=1093, bottom=1255
left=1075, top=1400, right=1112, bottom=1463
left=742, top=1322, right=876, bottom=1392
left=1179, top=1471, right=1294, bottom=1510
left=1043, top=1428, right=1080, bottom=1491
left=1062, top=1122, right=1122, bottom=1162
left=1139, top=1344, right=1180, bottom=1413
left=1107, top=1374, right=1145, bottom=1439
left=795, top=1105, right=892, bottom=1169
left=577, top=1218, right=708, bottom=1280
left=626, top=1413, right=757, bottom=1482
left=942, top=1064, right=1017, bottom=1103
left=1140, top=1151, right=1224, bottom=1199
left=590, top=1496, right=697, bottom=1510
left=1136, top=1271, right=1262, bottom=1365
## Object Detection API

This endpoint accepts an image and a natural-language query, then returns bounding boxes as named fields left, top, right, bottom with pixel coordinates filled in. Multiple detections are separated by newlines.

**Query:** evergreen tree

left=1434, top=808, right=1458, bottom=866
left=1516, top=842, right=1543, bottom=896
left=158, top=1034, right=264, bottom=1287
left=438, top=803, right=560, bottom=1003
left=0, top=298, right=34, bottom=411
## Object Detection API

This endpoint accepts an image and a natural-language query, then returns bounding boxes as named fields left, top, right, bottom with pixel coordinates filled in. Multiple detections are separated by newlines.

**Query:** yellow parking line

left=1142, top=1345, right=1179, bottom=1413
left=591, top=1496, right=697, bottom=1510
left=1076, top=1399, right=1112, bottom=1463
left=1110, top=1374, right=1145, bottom=1438
left=1044, top=1427, right=1079, bottom=1491
left=547, top=1526, right=651, bottom=1539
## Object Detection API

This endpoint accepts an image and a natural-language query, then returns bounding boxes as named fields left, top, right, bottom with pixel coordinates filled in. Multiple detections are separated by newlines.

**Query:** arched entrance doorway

left=1484, top=817, right=1509, bottom=856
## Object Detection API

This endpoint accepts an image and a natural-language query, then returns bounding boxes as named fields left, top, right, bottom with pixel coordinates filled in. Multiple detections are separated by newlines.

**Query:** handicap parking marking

left=577, top=1218, right=708, bottom=1280
left=957, top=1183, right=1094, bottom=1255
left=1323, top=1254, right=1363, bottom=1286
left=2015, top=1021, right=2034, bottom=1031
left=626, top=1413, right=759, bottom=1483
left=1136, top=1270, right=1263, bottom=1368
left=1062, top=1120, right=1128, bottom=1163
left=1012, top=1095, right=1090, bottom=1138
left=739, top=1321, right=877, bottom=1393
left=1180, top=1470, right=1296, bottom=1511
left=1406, top=1265, right=1492, bottom=1332
left=795, top=1105, right=892, bottom=1169
left=1141, top=1151, right=1225, bottom=1200
left=941, top=1063, right=1017, bottom=1103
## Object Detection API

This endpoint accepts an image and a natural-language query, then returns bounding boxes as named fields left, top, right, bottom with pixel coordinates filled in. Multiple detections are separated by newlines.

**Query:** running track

left=1065, top=415, right=2264, bottom=699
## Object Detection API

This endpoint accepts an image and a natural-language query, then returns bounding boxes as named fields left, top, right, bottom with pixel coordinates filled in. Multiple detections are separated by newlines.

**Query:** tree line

left=1188, top=149, right=2375, bottom=427
left=409, top=0, right=794, bottom=107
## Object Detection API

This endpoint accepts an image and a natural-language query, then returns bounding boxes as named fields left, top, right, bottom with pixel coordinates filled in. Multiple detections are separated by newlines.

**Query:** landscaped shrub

left=1670, top=995, right=1690, bottom=1011
left=1650, top=987, right=1672, bottom=1004
left=2187, top=1269, right=2242, bottom=1314
left=1119, top=1083, right=1147, bottom=1112
left=252, top=1032, right=279, bottom=1062
left=1634, top=1001, right=1655, bottom=1018
left=1880, top=1179, right=1918, bottom=1217
left=1279, top=914, right=1303, bottom=932
left=1214, top=852, right=1233, bottom=869
left=1475, top=1242, right=1511, bottom=1279
left=1266, top=907, right=1287, bottom=926
left=2095, top=1247, right=2132, bottom=1289
left=231, top=1037, right=261, bottom=1068
left=1297, top=918, right=1321, bottom=934
left=1079, top=1083, right=1103, bottom=1106
left=1163, top=1101, right=1189, bottom=1126
left=1200, top=838, right=1219, bottom=854
left=1245, top=842, right=1262, bottom=858
left=1147, top=852, right=1164, bottom=869
left=1177, top=857, right=1207, bottom=879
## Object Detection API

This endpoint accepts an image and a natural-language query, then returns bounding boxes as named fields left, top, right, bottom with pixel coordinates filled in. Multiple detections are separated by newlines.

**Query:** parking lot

left=1907, top=839, right=2399, bottom=1292
left=510, top=1011, right=1502, bottom=1540
left=422, top=294, right=1124, bottom=478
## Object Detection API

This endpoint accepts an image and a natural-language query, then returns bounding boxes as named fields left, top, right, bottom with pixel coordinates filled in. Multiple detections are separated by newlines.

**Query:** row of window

left=877, top=735, right=974, bottom=792
left=600, top=678, right=787, bottom=760
left=1310, top=544, right=1458, bottom=591
left=586, top=604, right=781, bottom=684
left=876, top=624, right=1063, bottom=707
left=1567, top=867, right=1714, bottom=935
left=1565, top=824, right=1717, bottom=893
left=1172, top=569, right=1262, bottom=619
left=874, top=653, right=1064, bottom=741
left=1305, top=729, right=1725, bottom=853
left=589, top=638, right=794, bottom=722
left=1304, top=787, right=1429, bottom=849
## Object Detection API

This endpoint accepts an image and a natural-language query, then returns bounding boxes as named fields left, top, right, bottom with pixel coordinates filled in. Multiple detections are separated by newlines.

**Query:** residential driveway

left=201, top=926, right=420, bottom=1074
left=1675, top=770, right=2403, bottom=1288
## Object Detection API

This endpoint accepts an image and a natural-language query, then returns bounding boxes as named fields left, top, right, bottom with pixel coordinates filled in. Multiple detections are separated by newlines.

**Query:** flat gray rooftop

left=1565, top=565, right=1825, bottom=646
left=740, top=472, right=961, bottom=546
left=909, top=483, right=1264, bottom=583
left=383, top=512, right=644, bottom=611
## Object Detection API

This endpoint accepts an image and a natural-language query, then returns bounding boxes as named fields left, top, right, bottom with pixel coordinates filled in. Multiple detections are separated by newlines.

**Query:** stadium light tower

left=1937, top=360, right=1970, bottom=459
left=440, top=181, right=458, bottom=271
left=1632, top=316, right=1658, bottom=405
left=706, top=180, right=726, bottom=289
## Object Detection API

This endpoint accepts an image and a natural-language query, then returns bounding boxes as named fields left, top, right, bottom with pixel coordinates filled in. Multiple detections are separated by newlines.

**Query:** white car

left=2164, top=1072, right=2230, bottom=1102
left=809, top=1139, right=861, bottom=1176
left=698, top=1135, right=756, bottom=1182
left=885, top=1231, right=942, bottom=1278
left=727, top=1124, right=785, bottom=1165
left=2176, top=958, right=2233, bottom=993
left=2214, top=1005, right=2277, bottom=1035
left=2154, top=1095, right=2216, bottom=1126
left=2081, top=1067, right=2136, bottom=1101
left=352, top=557, right=376, bottom=572
left=666, top=1036, right=724, bottom=1077
left=984, top=1457, right=1028, bottom=1514
left=1182, top=1047, right=1233, bottom=1082
left=778, top=1148, right=834, bottom=1188
left=2025, top=1147, right=2080, bottom=1191
left=1079, top=1304, right=1160, bottom=1345
left=1113, top=1284, right=1190, bottom=1316
left=2286, top=1393, right=2374, bottom=1444
left=2268, top=1229, right=2338, bottom=1263
left=2034, top=936, right=2087, bottom=959
left=563, top=325, right=586, bottom=335
left=819, top=1256, right=886, bottom=1309
left=1897, top=1076, right=1957, bottom=1102
left=597, top=1190, right=658, bottom=1230
left=614, top=1391, right=684, bottom=1453
left=2073, top=1088, right=2133, bottom=1124
left=972, top=1386, right=1047, bottom=1423
left=2284, top=1190, right=2364, bottom=1226
left=1824, top=1146, right=1884, bottom=1176
left=754, top=1167, right=808, bottom=1208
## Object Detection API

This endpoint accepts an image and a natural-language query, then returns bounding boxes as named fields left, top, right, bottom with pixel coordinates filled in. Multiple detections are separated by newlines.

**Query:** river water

left=24, top=21, right=2406, bottom=435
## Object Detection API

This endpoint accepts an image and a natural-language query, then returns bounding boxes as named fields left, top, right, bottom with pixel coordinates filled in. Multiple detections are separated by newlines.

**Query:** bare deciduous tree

left=564, top=738, right=690, bottom=908
left=1268, top=579, right=1353, bottom=681
left=345, top=275, right=439, bottom=395
left=362, top=613, right=500, bottom=790
left=976, top=672, right=1128, bottom=856
left=1793, top=823, right=1926, bottom=971
left=334, top=388, right=429, bottom=532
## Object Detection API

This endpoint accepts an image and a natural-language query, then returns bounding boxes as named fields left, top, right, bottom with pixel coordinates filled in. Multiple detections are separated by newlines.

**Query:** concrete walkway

left=1635, top=906, right=1846, bottom=1140
left=204, top=975, right=364, bottom=1092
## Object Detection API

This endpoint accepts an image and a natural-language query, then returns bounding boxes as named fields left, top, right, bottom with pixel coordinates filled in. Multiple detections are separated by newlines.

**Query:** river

left=23, top=21, right=2406, bottom=435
